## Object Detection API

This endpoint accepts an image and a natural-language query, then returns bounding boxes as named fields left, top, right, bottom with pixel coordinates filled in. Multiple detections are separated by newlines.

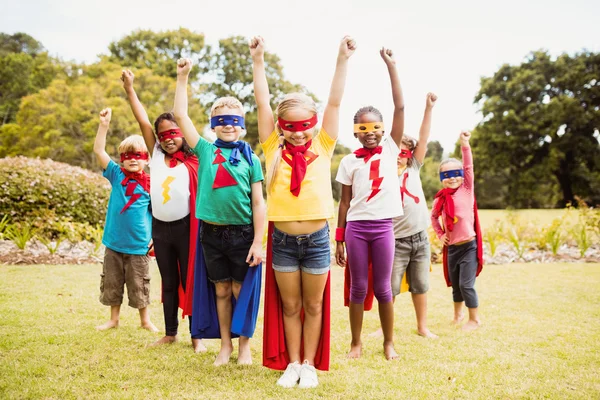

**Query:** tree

left=203, top=36, right=314, bottom=149
left=426, top=140, right=443, bottom=162
left=0, top=60, right=207, bottom=168
left=0, top=32, right=44, bottom=56
left=107, top=28, right=208, bottom=78
left=472, top=50, right=600, bottom=208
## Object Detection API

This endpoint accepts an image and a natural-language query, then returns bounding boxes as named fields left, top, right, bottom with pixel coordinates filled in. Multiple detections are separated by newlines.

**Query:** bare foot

left=451, top=313, right=465, bottom=325
left=417, top=328, right=438, bottom=339
left=237, top=342, right=252, bottom=365
left=214, top=344, right=233, bottom=366
left=461, top=320, right=481, bottom=332
left=141, top=321, right=159, bottom=332
left=96, top=320, right=118, bottom=331
left=192, top=338, right=207, bottom=353
left=150, top=335, right=177, bottom=346
left=368, top=328, right=384, bottom=338
left=347, top=342, right=362, bottom=359
left=384, top=341, right=398, bottom=360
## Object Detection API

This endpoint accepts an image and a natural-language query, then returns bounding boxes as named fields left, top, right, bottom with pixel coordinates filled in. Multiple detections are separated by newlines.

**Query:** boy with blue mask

left=173, top=58, right=266, bottom=366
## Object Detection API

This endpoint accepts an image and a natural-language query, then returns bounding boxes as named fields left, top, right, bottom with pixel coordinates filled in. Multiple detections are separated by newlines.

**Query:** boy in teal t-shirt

left=174, top=58, right=266, bottom=366
left=93, top=108, right=157, bottom=333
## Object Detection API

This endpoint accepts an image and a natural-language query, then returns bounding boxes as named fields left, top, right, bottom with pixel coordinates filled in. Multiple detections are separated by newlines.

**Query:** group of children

left=93, top=35, right=482, bottom=389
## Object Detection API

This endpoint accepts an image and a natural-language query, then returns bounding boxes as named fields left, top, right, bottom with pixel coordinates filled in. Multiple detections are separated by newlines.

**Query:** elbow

left=395, top=104, right=405, bottom=112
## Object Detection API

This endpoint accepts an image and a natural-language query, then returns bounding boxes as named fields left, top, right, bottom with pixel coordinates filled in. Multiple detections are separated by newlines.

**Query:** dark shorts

left=271, top=224, right=331, bottom=275
left=200, top=222, right=254, bottom=283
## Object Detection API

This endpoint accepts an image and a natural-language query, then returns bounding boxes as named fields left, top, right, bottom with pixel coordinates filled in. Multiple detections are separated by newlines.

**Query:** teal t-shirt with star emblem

left=192, top=138, right=263, bottom=225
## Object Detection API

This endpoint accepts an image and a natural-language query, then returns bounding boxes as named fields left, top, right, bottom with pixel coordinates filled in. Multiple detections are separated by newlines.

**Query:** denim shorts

left=271, top=224, right=331, bottom=275
left=391, top=229, right=431, bottom=296
left=200, top=222, right=254, bottom=283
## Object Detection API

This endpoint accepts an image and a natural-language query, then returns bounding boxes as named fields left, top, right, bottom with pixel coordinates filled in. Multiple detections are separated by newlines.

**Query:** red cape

left=262, top=222, right=331, bottom=371
left=179, top=155, right=199, bottom=317
left=442, top=198, right=484, bottom=287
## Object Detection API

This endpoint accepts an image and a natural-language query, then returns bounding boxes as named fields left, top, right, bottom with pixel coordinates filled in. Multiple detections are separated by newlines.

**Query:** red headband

left=399, top=149, right=413, bottom=158
left=277, top=115, right=318, bottom=132
left=157, top=128, right=184, bottom=142
left=120, top=152, right=149, bottom=162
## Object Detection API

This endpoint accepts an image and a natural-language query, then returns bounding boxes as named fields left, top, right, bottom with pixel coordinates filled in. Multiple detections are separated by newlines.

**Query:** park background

left=0, top=0, right=599, bottom=398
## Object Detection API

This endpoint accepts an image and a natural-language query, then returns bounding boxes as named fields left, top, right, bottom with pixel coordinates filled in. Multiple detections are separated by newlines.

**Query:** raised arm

left=414, top=92, right=437, bottom=164
left=380, top=48, right=405, bottom=147
left=93, top=108, right=112, bottom=170
left=322, top=36, right=356, bottom=139
left=460, top=131, right=474, bottom=191
left=249, top=36, right=275, bottom=143
left=121, top=69, right=156, bottom=155
left=173, top=58, right=200, bottom=149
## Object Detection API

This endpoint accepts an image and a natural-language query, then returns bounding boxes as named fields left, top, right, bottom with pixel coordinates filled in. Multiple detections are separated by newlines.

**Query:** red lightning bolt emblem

left=367, top=159, right=383, bottom=202
left=120, top=181, right=142, bottom=214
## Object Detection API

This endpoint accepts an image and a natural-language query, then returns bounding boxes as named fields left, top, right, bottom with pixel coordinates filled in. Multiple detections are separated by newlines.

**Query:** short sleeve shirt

left=393, top=157, right=430, bottom=238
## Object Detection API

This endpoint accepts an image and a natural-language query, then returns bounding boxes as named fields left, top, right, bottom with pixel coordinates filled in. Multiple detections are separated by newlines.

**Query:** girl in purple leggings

left=335, top=47, right=405, bottom=361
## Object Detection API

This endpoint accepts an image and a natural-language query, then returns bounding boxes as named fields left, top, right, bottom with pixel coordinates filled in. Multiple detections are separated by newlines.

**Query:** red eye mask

left=120, top=152, right=149, bottom=162
left=157, top=128, right=184, bottom=142
left=399, top=149, right=413, bottom=158
left=277, top=115, right=318, bottom=132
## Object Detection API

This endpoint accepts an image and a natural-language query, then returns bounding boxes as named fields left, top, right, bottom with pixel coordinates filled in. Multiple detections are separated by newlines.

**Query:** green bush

left=0, top=156, right=110, bottom=226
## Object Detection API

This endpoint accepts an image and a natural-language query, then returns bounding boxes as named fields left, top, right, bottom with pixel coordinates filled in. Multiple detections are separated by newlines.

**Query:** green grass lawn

left=1, top=261, right=599, bottom=399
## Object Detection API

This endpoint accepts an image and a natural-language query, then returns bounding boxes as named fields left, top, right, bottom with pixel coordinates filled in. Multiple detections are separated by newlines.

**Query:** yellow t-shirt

left=262, top=128, right=336, bottom=221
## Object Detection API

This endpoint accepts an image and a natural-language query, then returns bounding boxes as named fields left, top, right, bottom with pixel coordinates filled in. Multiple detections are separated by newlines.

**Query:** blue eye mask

left=210, top=115, right=245, bottom=129
left=439, top=169, right=464, bottom=181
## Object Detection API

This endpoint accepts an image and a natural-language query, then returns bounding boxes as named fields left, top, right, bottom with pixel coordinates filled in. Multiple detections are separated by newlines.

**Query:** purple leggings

left=345, top=219, right=394, bottom=304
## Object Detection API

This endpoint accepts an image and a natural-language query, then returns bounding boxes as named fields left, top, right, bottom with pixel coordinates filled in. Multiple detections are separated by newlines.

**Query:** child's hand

left=460, top=130, right=471, bottom=145
left=99, top=108, right=112, bottom=126
left=246, top=243, right=263, bottom=267
left=380, top=47, right=396, bottom=66
left=335, top=242, right=346, bottom=267
left=121, top=69, right=134, bottom=90
left=249, top=36, right=265, bottom=59
left=440, top=233, right=450, bottom=246
left=426, top=92, right=438, bottom=109
left=338, top=35, right=356, bottom=59
left=177, top=58, right=193, bottom=77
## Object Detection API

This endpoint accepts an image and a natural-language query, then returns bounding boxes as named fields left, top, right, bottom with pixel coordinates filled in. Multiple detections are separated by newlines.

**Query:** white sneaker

left=298, top=360, right=318, bottom=389
left=276, top=361, right=301, bottom=388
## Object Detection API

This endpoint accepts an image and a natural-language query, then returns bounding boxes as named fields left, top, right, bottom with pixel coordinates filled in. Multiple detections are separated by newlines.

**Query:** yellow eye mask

left=354, top=122, right=384, bottom=133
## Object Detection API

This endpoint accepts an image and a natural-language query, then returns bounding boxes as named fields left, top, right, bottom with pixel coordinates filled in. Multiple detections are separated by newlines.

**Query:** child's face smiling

left=279, top=108, right=316, bottom=147
left=440, top=161, right=464, bottom=189
left=212, top=106, right=244, bottom=142
left=355, top=112, right=384, bottom=149
left=157, top=120, right=183, bottom=155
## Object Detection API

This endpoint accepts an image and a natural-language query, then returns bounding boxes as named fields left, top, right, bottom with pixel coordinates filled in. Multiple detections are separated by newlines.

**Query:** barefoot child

left=174, top=58, right=265, bottom=366
left=93, top=108, right=157, bottom=333
left=335, top=47, right=404, bottom=361
left=251, top=35, right=354, bottom=388
left=121, top=70, right=206, bottom=352
left=430, top=130, right=483, bottom=331
left=390, top=92, right=438, bottom=338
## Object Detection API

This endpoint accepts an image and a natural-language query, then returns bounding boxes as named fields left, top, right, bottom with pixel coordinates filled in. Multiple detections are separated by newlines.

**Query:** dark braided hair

left=353, top=106, right=383, bottom=123
left=153, top=112, right=193, bottom=156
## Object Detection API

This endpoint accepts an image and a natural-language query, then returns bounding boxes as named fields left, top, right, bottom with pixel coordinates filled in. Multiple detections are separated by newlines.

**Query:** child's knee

left=281, top=298, right=302, bottom=317
left=302, top=298, right=323, bottom=317
left=215, top=281, right=232, bottom=299
left=349, top=287, right=367, bottom=304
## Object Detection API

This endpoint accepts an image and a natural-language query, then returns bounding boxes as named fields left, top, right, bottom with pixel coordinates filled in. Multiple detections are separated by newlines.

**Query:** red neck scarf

left=354, top=146, right=382, bottom=163
left=168, top=150, right=188, bottom=168
left=284, top=140, right=312, bottom=197
left=119, top=168, right=150, bottom=214
left=433, top=187, right=458, bottom=232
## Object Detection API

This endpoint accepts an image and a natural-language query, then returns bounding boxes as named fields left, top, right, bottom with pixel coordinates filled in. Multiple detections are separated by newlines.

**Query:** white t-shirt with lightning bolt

left=149, top=143, right=190, bottom=222
left=336, top=137, right=403, bottom=222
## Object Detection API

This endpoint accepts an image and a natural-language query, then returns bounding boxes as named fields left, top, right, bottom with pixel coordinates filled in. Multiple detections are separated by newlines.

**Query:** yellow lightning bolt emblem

left=161, top=176, right=175, bottom=204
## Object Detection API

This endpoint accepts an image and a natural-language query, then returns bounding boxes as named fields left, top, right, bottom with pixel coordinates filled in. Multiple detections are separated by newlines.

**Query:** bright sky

left=2, top=0, right=599, bottom=152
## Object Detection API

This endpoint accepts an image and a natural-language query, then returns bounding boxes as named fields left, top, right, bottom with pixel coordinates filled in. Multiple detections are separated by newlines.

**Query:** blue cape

left=190, top=222, right=262, bottom=338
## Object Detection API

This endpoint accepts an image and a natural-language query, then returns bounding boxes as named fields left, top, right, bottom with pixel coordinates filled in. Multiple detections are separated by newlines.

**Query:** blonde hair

left=438, top=157, right=463, bottom=173
left=401, top=135, right=417, bottom=168
left=266, top=93, right=318, bottom=193
left=211, top=96, right=245, bottom=117
left=118, top=135, right=148, bottom=155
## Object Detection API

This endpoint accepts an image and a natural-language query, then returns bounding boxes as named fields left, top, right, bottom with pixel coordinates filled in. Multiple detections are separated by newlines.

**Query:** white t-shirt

left=336, top=137, right=403, bottom=222
left=393, top=157, right=430, bottom=238
left=149, top=143, right=190, bottom=221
